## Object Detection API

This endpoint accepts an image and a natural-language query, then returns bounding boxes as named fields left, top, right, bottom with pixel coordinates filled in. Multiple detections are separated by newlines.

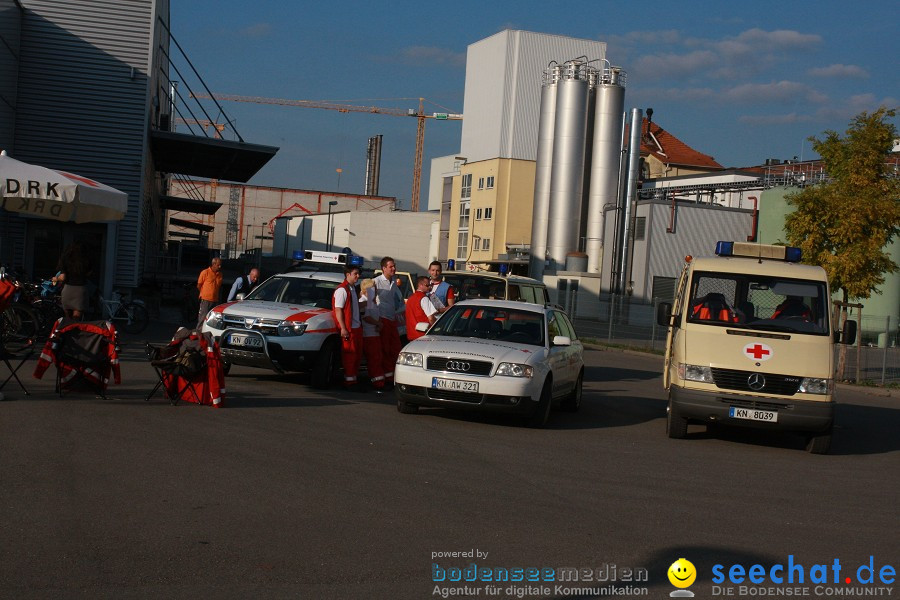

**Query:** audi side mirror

left=551, top=335, right=571, bottom=347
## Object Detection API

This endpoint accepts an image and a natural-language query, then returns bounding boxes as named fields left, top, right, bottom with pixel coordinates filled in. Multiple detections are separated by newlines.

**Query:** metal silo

left=578, top=66, right=599, bottom=258
left=616, top=108, right=643, bottom=295
left=528, top=64, right=561, bottom=279
left=545, top=59, right=590, bottom=272
left=585, top=65, right=626, bottom=273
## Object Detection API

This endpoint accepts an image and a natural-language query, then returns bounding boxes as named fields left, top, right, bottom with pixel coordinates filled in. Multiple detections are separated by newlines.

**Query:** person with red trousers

left=332, top=265, right=364, bottom=392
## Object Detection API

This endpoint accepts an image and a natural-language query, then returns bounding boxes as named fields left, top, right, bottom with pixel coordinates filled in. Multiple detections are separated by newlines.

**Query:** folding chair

left=145, top=329, right=225, bottom=407
left=146, top=340, right=205, bottom=405
left=32, top=319, right=121, bottom=398
left=0, top=337, right=34, bottom=397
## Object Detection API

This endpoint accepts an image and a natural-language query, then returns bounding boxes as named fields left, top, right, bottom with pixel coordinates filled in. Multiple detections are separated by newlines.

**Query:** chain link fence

left=570, top=293, right=899, bottom=385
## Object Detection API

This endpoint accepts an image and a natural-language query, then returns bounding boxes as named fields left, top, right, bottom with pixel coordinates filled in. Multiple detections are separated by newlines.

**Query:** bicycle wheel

left=1, top=304, right=39, bottom=347
left=32, top=299, right=64, bottom=334
left=118, top=302, right=149, bottom=334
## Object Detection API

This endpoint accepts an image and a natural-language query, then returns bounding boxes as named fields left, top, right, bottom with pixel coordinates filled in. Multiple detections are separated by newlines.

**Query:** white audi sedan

left=394, top=300, right=584, bottom=427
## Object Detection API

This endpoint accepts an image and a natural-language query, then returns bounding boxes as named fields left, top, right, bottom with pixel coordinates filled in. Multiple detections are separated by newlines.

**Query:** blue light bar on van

left=292, top=250, right=305, bottom=260
left=715, top=241, right=734, bottom=256
left=715, top=241, right=802, bottom=262
left=447, top=259, right=456, bottom=270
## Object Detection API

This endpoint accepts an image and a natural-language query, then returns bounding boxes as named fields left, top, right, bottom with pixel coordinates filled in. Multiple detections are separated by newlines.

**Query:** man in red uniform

left=406, top=276, right=437, bottom=341
left=373, top=256, right=403, bottom=387
left=332, top=265, right=364, bottom=391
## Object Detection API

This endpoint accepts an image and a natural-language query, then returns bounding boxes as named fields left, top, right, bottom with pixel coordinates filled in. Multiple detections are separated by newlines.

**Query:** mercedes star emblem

left=747, top=372, right=766, bottom=391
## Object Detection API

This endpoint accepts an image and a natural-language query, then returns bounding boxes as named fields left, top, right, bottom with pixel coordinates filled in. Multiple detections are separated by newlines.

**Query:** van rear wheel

left=667, top=399, right=688, bottom=439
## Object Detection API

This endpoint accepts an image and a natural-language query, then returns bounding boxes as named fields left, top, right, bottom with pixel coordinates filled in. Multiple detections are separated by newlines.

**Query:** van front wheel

left=805, top=427, right=832, bottom=454
left=667, top=399, right=688, bottom=439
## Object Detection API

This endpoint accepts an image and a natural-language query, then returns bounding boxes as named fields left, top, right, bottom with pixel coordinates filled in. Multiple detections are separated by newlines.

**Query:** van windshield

left=442, top=274, right=506, bottom=301
left=686, top=271, right=829, bottom=335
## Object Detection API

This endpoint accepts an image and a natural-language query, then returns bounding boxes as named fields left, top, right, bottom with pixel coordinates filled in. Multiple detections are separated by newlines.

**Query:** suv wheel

left=311, top=338, right=339, bottom=389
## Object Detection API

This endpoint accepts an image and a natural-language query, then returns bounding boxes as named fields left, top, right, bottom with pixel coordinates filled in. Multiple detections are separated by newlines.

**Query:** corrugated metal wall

left=0, top=0, right=21, bottom=151
left=14, top=0, right=158, bottom=286
left=460, top=30, right=606, bottom=164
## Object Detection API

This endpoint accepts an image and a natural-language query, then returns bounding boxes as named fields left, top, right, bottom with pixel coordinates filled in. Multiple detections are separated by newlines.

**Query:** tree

left=785, top=107, right=900, bottom=302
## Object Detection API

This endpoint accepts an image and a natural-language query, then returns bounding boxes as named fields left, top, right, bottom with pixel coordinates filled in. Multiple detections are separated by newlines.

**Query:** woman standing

left=56, top=241, right=90, bottom=320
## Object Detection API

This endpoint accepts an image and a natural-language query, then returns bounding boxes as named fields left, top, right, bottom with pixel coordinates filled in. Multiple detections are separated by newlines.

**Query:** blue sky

left=171, top=1, right=898, bottom=208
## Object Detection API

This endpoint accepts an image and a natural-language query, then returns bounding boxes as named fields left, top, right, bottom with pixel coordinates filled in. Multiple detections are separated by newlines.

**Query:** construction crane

left=174, top=118, right=226, bottom=139
left=191, top=93, right=462, bottom=211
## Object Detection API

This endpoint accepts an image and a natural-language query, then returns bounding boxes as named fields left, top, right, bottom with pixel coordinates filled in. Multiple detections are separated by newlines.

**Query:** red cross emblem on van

left=743, top=342, right=773, bottom=361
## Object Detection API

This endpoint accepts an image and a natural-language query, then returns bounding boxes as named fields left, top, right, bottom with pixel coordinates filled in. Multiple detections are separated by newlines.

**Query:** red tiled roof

left=625, top=118, right=723, bottom=169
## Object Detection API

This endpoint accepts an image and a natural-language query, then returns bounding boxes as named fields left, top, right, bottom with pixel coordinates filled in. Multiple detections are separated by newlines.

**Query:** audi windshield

left=687, top=272, right=829, bottom=335
left=428, top=304, right=545, bottom=346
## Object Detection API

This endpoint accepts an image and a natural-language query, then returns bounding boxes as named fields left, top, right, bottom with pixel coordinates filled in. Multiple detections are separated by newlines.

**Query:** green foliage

left=785, top=107, right=900, bottom=300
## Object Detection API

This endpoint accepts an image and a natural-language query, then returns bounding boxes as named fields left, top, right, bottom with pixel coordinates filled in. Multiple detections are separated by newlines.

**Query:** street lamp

left=326, top=200, right=338, bottom=251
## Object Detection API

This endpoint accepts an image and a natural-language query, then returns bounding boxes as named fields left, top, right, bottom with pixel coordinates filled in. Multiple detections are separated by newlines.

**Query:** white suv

left=202, top=271, right=347, bottom=387
left=394, top=299, right=584, bottom=427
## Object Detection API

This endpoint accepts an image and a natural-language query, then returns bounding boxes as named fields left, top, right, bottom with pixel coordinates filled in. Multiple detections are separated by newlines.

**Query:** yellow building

left=446, top=159, right=535, bottom=273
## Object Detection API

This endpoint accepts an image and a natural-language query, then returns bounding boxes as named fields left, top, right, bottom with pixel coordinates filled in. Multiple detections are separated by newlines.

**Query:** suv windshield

left=687, top=271, right=829, bottom=335
left=429, top=304, right=545, bottom=346
left=245, top=276, right=339, bottom=308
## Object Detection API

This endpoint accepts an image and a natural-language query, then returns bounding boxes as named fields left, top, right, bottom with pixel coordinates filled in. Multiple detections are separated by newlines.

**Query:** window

left=484, top=207, right=493, bottom=220
left=486, top=176, right=494, bottom=189
left=458, top=201, right=470, bottom=229
left=473, top=237, right=481, bottom=250
left=477, top=177, right=484, bottom=190
left=456, top=232, right=468, bottom=259
left=461, top=174, right=472, bottom=200
left=634, top=216, right=646, bottom=241
left=475, top=208, right=483, bottom=220
left=482, top=238, right=491, bottom=251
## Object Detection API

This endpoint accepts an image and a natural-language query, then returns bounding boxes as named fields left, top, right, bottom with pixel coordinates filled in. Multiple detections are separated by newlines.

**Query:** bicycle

left=99, top=291, right=150, bottom=334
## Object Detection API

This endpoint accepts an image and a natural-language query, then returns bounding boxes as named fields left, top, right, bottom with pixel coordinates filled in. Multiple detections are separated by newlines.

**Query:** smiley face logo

left=668, top=558, right=697, bottom=588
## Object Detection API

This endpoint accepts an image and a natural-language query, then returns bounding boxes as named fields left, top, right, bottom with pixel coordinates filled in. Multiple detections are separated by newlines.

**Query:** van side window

left=508, top=285, right=521, bottom=301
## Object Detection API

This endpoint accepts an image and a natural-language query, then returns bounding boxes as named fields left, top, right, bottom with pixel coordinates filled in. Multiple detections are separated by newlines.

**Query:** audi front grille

left=426, top=357, right=493, bottom=376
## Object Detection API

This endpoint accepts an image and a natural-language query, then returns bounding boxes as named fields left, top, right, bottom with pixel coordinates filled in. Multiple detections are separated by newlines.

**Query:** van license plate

left=432, top=377, right=479, bottom=393
left=729, top=407, right=778, bottom=422
left=227, top=333, right=262, bottom=348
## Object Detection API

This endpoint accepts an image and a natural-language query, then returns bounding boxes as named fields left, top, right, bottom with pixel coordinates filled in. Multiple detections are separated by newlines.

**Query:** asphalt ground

left=1, top=318, right=897, bottom=599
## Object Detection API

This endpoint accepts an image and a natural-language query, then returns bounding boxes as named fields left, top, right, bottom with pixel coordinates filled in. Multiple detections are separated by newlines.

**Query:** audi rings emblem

left=747, top=372, right=766, bottom=391
left=446, top=360, right=471, bottom=372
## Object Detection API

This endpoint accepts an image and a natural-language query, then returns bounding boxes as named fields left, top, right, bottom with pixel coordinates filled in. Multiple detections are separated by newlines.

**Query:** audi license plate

left=227, top=333, right=263, bottom=348
left=432, top=377, right=479, bottom=393
left=729, top=406, right=778, bottom=422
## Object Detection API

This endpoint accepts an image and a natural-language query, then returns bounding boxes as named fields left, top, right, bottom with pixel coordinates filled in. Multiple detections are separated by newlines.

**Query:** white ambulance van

left=656, top=241, right=857, bottom=454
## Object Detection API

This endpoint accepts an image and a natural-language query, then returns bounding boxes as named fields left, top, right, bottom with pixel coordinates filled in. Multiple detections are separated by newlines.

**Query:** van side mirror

left=839, top=319, right=857, bottom=345
left=656, top=302, right=673, bottom=327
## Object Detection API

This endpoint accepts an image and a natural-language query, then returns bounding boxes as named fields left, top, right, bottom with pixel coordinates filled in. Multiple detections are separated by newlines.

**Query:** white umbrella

left=0, top=150, right=127, bottom=223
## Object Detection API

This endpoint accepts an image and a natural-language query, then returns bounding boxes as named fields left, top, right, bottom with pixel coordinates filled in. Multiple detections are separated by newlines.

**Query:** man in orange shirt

left=196, top=257, right=223, bottom=328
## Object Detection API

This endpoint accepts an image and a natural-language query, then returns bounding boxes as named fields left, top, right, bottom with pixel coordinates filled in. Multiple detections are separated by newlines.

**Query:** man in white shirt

left=226, top=268, right=259, bottom=302
left=373, top=256, right=402, bottom=387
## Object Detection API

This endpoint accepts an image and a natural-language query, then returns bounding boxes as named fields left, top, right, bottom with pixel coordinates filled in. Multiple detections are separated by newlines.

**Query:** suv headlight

left=277, top=321, right=308, bottom=336
left=496, top=362, right=533, bottom=378
left=205, top=311, right=224, bottom=329
left=678, top=363, right=714, bottom=383
left=799, top=377, right=831, bottom=394
left=397, top=352, right=423, bottom=367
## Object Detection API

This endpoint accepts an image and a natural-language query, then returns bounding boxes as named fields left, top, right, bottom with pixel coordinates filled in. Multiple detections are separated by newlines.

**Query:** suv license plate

left=729, top=407, right=778, bottom=422
left=227, top=333, right=263, bottom=348
left=432, top=377, right=478, bottom=393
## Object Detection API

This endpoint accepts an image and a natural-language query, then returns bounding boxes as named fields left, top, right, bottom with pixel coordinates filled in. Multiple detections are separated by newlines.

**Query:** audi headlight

left=205, top=311, right=224, bottom=329
left=678, top=363, right=714, bottom=383
left=496, top=362, right=534, bottom=378
left=397, top=352, right=423, bottom=367
left=799, top=377, right=831, bottom=395
left=277, top=321, right=307, bottom=336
